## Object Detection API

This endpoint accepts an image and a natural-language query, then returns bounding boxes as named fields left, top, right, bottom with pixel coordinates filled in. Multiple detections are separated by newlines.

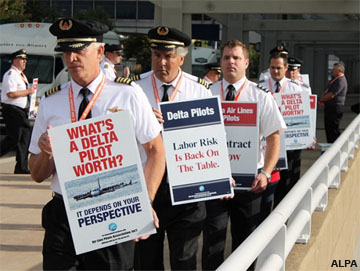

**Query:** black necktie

left=275, top=81, right=281, bottom=93
left=78, top=88, right=92, bottom=120
left=225, top=84, right=236, bottom=101
left=161, top=84, right=171, bottom=102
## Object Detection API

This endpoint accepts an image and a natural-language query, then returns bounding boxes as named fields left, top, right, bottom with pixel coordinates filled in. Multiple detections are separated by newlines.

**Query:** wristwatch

left=260, top=169, right=272, bottom=182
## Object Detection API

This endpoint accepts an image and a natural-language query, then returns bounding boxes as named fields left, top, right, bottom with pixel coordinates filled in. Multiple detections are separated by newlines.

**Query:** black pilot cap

left=269, top=44, right=288, bottom=56
left=205, top=63, right=221, bottom=74
left=11, top=49, right=27, bottom=59
left=49, top=18, right=109, bottom=52
left=288, top=57, right=303, bottom=70
left=148, top=26, right=191, bottom=51
left=105, top=43, right=124, bottom=55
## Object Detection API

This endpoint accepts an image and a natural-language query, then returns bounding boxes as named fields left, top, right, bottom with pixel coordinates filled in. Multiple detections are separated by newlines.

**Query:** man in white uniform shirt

left=1, top=49, right=35, bottom=173
left=28, top=18, right=165, bottom=271
left=100, top=43, right=123, bottom=80
left=258, top=53, right=304, bottom=209
left=134, top=26, right=212, bottom=271
left=203, top=62, right=222, bottom=84
left=203, top=40, right=286, bottom=270
left=285, top=56, right=312, bottom=94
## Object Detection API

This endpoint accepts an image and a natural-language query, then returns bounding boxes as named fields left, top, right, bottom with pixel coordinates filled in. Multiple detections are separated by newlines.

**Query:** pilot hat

left=11, top=49, right=27, bottom=59
left=269, top=44, right=288, bottom=56
left=49, top=18, right=109, bottom=52
left=105, top=43, right=124, bottom=56
left=205, top=63, right=221, bottom=74
left=288, top=57, right=303, bottom=70
left=148, top=26, right=191, bottom=51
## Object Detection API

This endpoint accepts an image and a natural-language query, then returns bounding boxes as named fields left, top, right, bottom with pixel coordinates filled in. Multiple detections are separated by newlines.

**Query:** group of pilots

left=1, top=17, right=315, bottom=270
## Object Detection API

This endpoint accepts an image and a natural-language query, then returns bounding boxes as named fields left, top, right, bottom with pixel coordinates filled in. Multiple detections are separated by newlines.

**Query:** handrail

left=217, top=114, right=360, bottom=271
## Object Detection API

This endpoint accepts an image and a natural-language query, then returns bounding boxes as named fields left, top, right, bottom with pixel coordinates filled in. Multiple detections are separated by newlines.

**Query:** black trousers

left=42, top=196, right=134, bottom=270
left=324, top=105, right=343, bottom=143
left=134, top=180, right=205, bottom=270
left=1, top=103, right=31, bottom=171
left=202, top=199, right=229, bottom=271
left=274, top=150, right=302, bottom=207
left=201, top=191, right=261, bottom=270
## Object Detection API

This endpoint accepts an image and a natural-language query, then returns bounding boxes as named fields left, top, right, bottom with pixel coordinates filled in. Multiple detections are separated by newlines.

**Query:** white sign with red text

left=28, top=78, right=38, bottom=119
left=48, top=112, right=155, bottom=255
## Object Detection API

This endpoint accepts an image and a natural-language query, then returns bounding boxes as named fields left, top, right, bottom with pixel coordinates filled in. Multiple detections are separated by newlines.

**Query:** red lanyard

left=220, top=78, right=248, bottom=101
left=68, top=74, right=106, bottom=122
left=268, top=79, right=287, bottom=93
left=152, top=71, right=183, bottom=103
left=329, top=75, right=344, bottom=86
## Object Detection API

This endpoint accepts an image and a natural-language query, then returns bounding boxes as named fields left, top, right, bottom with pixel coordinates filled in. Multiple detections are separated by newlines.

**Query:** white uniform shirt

left=1, top=65, right=28, bottom=108
left=211, top=78, right=286, bottom=169
left=29, top=71, right=161, bottom=194
left=259, top=69, right=270, bottom=82
left=259, top=77, right=304, bottom=94
left=136, top=68, right=212, bottom=108
left=136, top=68, right=212, bottom=166
left=100, top=57, right=117, bottom=81
left=203, top=76, right=212, bottom=84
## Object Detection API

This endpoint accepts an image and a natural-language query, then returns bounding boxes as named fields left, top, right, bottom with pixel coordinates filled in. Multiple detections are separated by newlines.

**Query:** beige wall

left=286, top=149, right=360, bottom=270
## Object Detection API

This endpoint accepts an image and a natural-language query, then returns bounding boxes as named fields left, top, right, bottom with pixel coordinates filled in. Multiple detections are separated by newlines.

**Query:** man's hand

left=38, top=125, right=53, bottom=158
left=134, top=207, right=159, bottom=242
left=221, top=178, right=235, bottom=200
left=248, top=173, right=268, bottom=193
left=28, top=86, right=36, bottom=95
left=152, top=107, right=164, bottom=124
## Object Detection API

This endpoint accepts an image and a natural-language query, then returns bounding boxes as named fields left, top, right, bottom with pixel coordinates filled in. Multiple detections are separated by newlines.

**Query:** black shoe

left=14, top=168, right=30, bottom=174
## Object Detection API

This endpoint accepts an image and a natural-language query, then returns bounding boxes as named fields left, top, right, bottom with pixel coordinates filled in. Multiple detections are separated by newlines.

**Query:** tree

left=74, top=7, right=113, bottom=30
left=122, top=35, right=152, bottom=74
left=25, top=0, right=59, bottom=23
left=0, top=0, right=30, bottom=23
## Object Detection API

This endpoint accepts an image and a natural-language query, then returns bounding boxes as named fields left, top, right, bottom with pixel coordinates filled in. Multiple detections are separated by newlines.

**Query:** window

left=74, top=0, right=94, bottom=13
left=25, top=55, right=54, bottom=84
left=53, top=0, right=72, bottom=17
left=95, top=1, right=115, bottom=18
left=138, top=1, right=154, bottom=19
left=116, top=1, right=136, bottom=19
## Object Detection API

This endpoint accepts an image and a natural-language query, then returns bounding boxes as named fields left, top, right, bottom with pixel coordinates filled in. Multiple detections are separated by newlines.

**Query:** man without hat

left=203, top=63, right=222, bottom=84
left=203, top=40, right=286, bottom=270
left=1, top=49, right=35, bottom=173
left=100, top=43, right=124, bottom=80
left=28, top=18, right=165, bottom=270
left=133, top=26, right=212, bottom=270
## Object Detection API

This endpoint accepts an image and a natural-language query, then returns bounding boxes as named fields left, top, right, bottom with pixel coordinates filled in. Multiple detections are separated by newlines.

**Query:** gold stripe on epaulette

left=197, top=78, right=210, bottom=89
left=129, top=74, right=140, bottom=81
left=45, top=85, right=61, bottom=97
left=114, top=76, right=133, bottom=85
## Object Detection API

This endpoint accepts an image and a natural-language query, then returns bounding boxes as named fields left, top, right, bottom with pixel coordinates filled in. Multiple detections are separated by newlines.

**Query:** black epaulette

left=290, top=80, right=299, bottom=85
left=45, top=85, right=61, bottom=97
left=129, top=74, right=140, bottom=81
left=114, top=76, right=133, bottom=85
left=197, top=78, right=210, bottom=89
left=258, top=79, right=265, bottom=83
left=257, top=84, right=269, bottom=93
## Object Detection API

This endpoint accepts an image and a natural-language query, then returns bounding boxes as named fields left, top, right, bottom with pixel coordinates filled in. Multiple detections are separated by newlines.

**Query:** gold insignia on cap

left=59, top=19, right=73, bottom=31
left=157, top=27, right=169, bottom=36
left=277, top=45, right=283, bottom=51
left=69, top=43, right=85, bottom=48
left=108, top=106, right=124, bottom=113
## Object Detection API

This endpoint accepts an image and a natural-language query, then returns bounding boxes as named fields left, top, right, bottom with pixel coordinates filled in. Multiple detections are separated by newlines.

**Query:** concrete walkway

left=0, top=100, right=358, bottom=270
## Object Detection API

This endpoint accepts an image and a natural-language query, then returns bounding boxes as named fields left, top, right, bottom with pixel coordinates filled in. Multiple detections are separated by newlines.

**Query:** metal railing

left=218, top=114, right=360, bottom=271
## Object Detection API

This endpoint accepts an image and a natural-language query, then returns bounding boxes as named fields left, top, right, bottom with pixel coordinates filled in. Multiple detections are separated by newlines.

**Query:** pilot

left=100, top=43, right=124, bottom=80
left=203, top=62, right=222, bottom=84
left=28, top=18, right=165, bottom=270
left=286, top=56, right=312, bottom=93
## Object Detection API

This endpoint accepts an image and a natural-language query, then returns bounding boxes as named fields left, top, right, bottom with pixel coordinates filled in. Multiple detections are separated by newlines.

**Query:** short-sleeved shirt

left=325, top=76, right=348, bottom=107
left=100, top=58, right=117, bottom=81
left=211, top=77, right=286, bottom=169
left=1, top=65, right=28, bottom=108
left=29, top=71, right=161, bottom=194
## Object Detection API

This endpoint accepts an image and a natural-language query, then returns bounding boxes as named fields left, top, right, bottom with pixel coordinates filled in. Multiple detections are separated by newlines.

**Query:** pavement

left=0, top=94, right=358, bottom=270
